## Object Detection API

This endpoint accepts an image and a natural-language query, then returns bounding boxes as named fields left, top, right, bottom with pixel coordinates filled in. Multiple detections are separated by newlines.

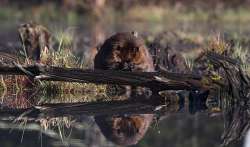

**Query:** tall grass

left=38, top=28, right=108, bottom=103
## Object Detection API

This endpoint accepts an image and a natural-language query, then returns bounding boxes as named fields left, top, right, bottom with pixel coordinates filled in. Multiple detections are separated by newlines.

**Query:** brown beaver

left=18, top=22, right=51, bottom=62
left=94, top=32, right=154, bottom=146
left=94, top=32, right=154, bottom=72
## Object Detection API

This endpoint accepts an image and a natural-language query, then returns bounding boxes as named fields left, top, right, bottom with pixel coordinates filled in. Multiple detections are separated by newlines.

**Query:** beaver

left=94, top=32, right=154, bottom=145
left=18, top=22, right=51, bottom=62
left=94, top=32, right=154, bottom=72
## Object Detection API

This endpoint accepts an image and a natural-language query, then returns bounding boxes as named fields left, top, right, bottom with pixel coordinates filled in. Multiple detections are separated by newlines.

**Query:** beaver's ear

left=131, top=31, right=138, bottom=37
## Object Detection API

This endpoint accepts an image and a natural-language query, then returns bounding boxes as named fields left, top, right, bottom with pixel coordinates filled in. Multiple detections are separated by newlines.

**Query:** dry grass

left=0, top=29, right=109, bottom=132
left=38, top=29, right=108, bottom=104
left=207, top=34, right=229, bottom=54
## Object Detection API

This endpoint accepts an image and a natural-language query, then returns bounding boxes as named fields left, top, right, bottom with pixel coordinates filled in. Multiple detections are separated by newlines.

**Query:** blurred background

left=0, top=0, right=249, bottom=147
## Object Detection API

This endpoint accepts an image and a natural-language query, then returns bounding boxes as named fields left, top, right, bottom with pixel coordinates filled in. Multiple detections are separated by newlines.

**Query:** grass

left=183, top=55, right=194, bottom=71
left=38, top=29, right=108, bottom=103
left=232, top=42, right=248, bottom=63
left=0, top=76, right=5, bottom=97
left=1, top=27, right=249, bottom=106
left=0, top=26, right=108, bottom=106
left=54, top=28, right=74, bottom=51
left=207, top=34, right=229, bottom=54
left=206, top=34, right=250, bottom=74
left=0, top=27, right=109, bottom=135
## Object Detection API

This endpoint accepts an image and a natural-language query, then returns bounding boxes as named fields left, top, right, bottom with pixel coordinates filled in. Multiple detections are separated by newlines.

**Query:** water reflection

left=245, top=130, right=250, bottom=147
left=0, top=84, right=219, bottom=147
left=95, top=114, right=153, bottom=146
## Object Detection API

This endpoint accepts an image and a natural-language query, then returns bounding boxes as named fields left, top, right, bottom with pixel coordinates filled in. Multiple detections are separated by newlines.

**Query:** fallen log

left=0, top=64, right=205, bottom=92
left=0, top=94, right=166, bottom=119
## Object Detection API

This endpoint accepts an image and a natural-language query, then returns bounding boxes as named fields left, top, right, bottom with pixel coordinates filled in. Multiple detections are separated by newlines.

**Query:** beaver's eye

left=132, top=47, right=139, bottom=52
left=117, top=46, right=121, bottom=51
left=117, top=129, right=121, bottom=134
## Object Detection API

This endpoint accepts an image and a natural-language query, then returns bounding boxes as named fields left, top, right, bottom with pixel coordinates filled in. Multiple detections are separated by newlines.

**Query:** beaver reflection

left=94, top=32, right=155, bottom=145
left=95, top=114, right=153, bottom=145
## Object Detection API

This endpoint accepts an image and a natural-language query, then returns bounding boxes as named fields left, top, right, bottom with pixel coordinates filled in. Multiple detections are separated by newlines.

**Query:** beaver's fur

left=94, top=32, right=154, bottom=72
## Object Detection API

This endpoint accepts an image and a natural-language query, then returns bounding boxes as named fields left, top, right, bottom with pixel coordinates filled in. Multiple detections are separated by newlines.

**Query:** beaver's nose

left=122, top=62, right=130, bottom=70
left=121, top=62, right=135, bottom=71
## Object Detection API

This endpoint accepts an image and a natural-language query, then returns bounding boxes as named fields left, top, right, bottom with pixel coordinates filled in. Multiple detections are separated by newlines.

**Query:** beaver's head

left=115, top=37, right=144, bottom=64
left=95, top=32, right=150, bottom=71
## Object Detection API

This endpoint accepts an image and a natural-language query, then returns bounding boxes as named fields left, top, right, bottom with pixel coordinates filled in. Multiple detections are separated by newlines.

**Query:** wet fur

left=94, top=32, right=154, bottom=72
